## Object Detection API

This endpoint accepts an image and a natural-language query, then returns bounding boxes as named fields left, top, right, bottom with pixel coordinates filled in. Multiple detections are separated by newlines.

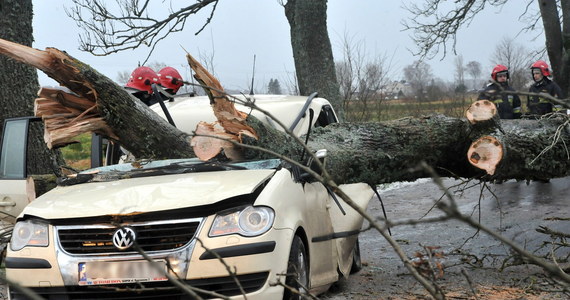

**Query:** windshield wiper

left=129, top=161, right=247, bottom=178
left=58, top=161, right=247, bottom=186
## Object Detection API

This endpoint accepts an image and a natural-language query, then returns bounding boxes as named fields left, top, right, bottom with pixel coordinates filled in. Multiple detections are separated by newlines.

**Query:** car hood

left=22, top=169, right=276, bottom=220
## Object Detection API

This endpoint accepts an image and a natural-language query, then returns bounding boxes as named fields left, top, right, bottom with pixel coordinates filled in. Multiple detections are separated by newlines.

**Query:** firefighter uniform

left=528, top=78, right=563, bottom=115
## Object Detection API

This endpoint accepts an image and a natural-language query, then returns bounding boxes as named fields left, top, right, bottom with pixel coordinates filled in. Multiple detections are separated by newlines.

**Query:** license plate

left=78, top=260, right=168, bottom=285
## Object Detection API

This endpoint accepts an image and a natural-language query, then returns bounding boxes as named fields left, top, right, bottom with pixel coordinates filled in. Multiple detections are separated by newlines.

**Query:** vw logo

left=112, top=227, right=136, bottom=250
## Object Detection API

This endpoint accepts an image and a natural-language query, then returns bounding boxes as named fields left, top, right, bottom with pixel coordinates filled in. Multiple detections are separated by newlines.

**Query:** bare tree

left=402, top=0, right=570, bottom=96
left=427, top=78, right=448, bottom=101
left=335, top=33, right=393, bottom=121
left=490, top=37, right=534, bottom=90
left=281, top=70, right=300, bottom=95
left=68, top=0, right=343, bottom=118
left=402, top=0, right=501, bottom=59
left=465, top=60, right=482, bottom=89
left=404, top=60, right=433, bottom=102
left=197, top=48, right=217, bottom=80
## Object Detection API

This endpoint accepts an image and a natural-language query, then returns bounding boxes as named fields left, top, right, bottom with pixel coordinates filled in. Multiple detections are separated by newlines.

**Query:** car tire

left=350, top=238, right=362, bottom=274
left=283, top=235, right=309, bottom=300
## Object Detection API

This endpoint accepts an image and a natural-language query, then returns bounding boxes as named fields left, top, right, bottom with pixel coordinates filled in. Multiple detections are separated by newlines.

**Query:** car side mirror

left=307, top=149, right=327, bottom=175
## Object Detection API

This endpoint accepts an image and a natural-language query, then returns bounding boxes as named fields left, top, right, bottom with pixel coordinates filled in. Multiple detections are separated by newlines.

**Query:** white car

left=2, top=93, right=374, bottom=299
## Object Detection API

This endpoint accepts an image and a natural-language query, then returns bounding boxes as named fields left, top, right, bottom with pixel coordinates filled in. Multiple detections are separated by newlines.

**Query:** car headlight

left=10, top=220, right=49, bottom=251
left=209, top=206, right=274, bottom=237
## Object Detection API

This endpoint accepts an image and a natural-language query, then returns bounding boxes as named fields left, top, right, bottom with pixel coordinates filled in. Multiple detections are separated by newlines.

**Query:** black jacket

left=478, top=82, right=522, bottom=119
left=528, top=78, right=563, bottom=115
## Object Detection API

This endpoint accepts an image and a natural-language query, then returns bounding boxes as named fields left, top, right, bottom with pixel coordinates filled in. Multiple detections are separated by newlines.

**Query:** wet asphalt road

left=323, top=176, right=570, bottom=299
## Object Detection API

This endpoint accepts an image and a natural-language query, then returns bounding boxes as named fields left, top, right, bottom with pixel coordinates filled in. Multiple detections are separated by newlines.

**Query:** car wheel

left=283, top=235, right=309, bottom=300
left=350, top=238, right=362, bottom=274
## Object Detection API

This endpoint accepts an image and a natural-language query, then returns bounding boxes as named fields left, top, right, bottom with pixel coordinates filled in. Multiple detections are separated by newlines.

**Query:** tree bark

left=284, top=0, right=343, bottom=119
left=538, top=0, right=570, bottom=97
left=244, top=114, right=570, bottom=184
left=559, top=0, right=570, bottom=97
left=1, top=39, right=569, bottom=186
left=295, top=116, right=570, bottom=184
left=0, top=0, right=62, bottom=176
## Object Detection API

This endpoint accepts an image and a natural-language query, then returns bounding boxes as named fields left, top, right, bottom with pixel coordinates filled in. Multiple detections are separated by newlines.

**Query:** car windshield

left=59, top=158, right=282, bottom=186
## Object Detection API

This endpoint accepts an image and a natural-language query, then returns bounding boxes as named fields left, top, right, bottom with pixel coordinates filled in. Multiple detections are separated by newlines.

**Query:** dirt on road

left=322, top=177, right=570, bottom=299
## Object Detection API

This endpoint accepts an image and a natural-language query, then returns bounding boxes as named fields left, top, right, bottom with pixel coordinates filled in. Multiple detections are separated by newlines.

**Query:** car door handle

left=0, top=201, right=16, bottom=207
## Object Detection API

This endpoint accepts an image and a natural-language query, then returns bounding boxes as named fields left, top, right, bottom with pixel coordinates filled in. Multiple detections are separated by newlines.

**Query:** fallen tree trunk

left=0, top=38, right=194, bottom=159
left=463, top=99, right=570, bottom=182
left=245, top=99, right=570, bottom=183
left=295, top=116, right=570, bottom=184
left=1, top=38, right=569, bottom=185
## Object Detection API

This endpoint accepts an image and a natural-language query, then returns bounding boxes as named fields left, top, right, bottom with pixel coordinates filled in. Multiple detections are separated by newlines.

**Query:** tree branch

left=67, top=0, right=219, bottom=64
left=402, top=0, right=509, bottom=60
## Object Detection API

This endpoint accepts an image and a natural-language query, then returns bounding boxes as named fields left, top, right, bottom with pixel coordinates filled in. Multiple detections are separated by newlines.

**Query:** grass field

left=60, top=133, right=92, bottom=170
left=345, top=95, right=478, bottom=122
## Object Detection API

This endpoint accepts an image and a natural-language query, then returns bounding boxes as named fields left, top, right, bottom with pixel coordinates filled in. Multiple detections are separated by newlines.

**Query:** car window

left=0, top=119, right=28, bottom=179
left=315, top=105, right=338, bottom=128
left=0, top=118, right=35, bottom=220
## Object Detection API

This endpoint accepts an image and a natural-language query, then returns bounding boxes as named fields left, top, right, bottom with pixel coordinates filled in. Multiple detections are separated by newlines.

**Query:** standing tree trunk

left=0, top=0, right=60, bottom=176
left=538, top=0, right=570, bottom=97
left=284, top=0, right=343, bottom=120
left=558, top=0, right=570, bottom=97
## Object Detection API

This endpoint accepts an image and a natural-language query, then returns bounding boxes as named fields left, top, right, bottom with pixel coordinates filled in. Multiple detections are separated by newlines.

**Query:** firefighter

left=478, top=64, right=521, bottom=119
left=527, top=60, right=563, bottom=116
left=157, top=66, right=184, bottom=95
left=124, top=66, right=159, bottom=106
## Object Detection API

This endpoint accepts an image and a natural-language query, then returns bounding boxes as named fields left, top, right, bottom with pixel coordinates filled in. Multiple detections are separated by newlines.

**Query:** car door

left=303, top=181, right=338, bottom=287
left=0, top=117, right=37, bottom=222
left=329, top=183, right=374, bottom=276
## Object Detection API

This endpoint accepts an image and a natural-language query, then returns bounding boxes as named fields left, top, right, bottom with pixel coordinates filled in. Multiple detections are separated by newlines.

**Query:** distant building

left=379, top=80, right=412, bottom=100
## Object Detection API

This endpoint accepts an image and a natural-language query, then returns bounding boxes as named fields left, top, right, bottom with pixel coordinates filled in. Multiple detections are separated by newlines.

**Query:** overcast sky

left=32, top=1, right=546, bottom=92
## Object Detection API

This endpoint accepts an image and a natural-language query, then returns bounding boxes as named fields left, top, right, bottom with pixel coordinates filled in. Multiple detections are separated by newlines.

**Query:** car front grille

left=56, top=219, right=201, bottom=254
left=9, top=272, right=269, bottom=300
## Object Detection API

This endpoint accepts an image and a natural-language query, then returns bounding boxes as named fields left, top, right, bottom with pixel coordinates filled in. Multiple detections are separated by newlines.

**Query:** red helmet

left=157, top=67, right=184, bottom=93
left=125, top=66, right=158, bottom=93
left=531, top=60, right=551, bottom=77
left=491, top=64, right=509, bottom=81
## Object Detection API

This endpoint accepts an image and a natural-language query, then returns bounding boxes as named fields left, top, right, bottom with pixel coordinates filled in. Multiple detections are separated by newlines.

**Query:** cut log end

left=191, top=122, right=243, bottom=161
left=465, top=100, right=497, bottom=124
left=467, top=136, right=503, bottom=175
